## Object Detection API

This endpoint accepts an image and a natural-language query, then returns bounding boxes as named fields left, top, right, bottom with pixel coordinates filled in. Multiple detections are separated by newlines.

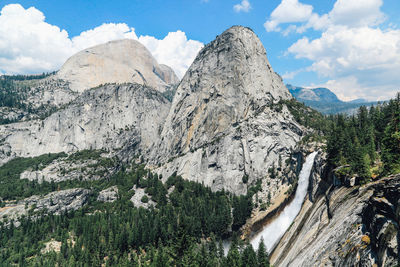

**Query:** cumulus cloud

left=72, top=23, right=138, bottom=52
left=266, top=0, right=385, bottom=33
left=0, top=4, right=73, bottom=74
left=266, top=0, right=400, bottom=100
left=0, top=4, right=203, bottom=78
left=139, top=31, right=203, bottom=78
left=234, top=0, right=251, bottom=13
left=264, top=0, right=313, bottom=32
left=329, top=0, right=385, bottom=28
left=289, top=26, right=400, bottom=78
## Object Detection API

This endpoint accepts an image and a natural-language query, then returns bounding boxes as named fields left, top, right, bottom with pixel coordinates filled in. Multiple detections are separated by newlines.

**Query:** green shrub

left=141, top=195, right=149, bottom=203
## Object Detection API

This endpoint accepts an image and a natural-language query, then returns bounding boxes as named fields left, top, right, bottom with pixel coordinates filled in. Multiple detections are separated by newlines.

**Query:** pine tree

left=241, top=243, right=257, bottom=267
left=381, top=94, right=400, bottom=174
left=257, top=238, right=270, bottom=267
left=352, top=137, right=370, bottom=183
left=227, top=243, right=241, bottom=267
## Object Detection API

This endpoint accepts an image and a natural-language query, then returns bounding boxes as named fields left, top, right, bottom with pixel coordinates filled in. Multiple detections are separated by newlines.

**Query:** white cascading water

left=250, top=151, right=318, bottom=252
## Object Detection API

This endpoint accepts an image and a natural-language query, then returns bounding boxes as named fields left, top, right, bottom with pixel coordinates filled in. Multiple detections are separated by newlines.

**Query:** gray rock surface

left=20, top=155, right=114, bottom=183
left=21, top=78, right=77, bottom=108
left=0, top=78, right=77, bottom=123
left=130, top=185, right=155, bottom=208
left=0, top=83, right=171, bottom=164
left=97, top=186, right=119, bottom=202
left=149, top=26, right=302, bottom=194
left=0, top=188, right=90, bottom=223
left=57, top=39, right=179, bottom=93
left=158, top=64, right=180, bottom=85
left=271, top=174, right=400, bottom=267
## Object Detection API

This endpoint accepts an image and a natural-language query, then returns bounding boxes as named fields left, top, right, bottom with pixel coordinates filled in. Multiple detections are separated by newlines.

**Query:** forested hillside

left=326, top=93, right=400, bottom=183
left=0, top=73, right=56, bottom=112
left=0, top=73, right=71, bottom=124
left=285, top=93, right=400, bottom=184
left=0, top=158, right=269, bottom=266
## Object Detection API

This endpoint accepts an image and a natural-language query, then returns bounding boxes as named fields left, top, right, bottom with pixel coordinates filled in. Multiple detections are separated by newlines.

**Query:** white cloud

left=329, top=0, right=385, bottom=28
left=139, top=31, right=203, bottom=78
left=289, top=26, right=400, bottom=77
left=266, top=0, right=385, bottom=33
left=72, top=23, right=138, bottom=52
left=0, top=4, right=203, bottom=78
left=264, top=0, right=313, bottom=32
left=266, top=0, right=400, bottom=100
left=281, top=69, right=304, bottom=80
left=287, top=23, right=400, bottom=101
left=0, top=4, right=73, bottom=74
left=314, top=76, right=397, bottom=101
left=234, top=0, right=251, bottom=13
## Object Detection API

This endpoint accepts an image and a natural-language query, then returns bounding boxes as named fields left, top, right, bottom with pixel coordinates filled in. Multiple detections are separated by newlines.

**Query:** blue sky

left=0, top=0, right=399, bottom=100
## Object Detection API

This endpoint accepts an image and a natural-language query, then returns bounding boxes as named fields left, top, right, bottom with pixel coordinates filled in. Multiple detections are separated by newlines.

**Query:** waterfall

left=250, top=151, right=318, bottom=252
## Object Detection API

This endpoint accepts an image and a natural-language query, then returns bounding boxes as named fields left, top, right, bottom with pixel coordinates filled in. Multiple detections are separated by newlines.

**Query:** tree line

left=285, top=93, right=400, bottom=184
left=326, top=93, right=400, bottom=183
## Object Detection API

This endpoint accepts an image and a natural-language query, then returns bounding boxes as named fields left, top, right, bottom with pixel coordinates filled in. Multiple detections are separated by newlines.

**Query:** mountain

left=287, top=84, right=378, bottom=114
left=149, top=26, right=303, bottom=194
left=0, top=40, right=185, bottom=167
left=287, top=84, right=340, bottom=103
left=57, top=39, right=179, bottom=92
left=0, top=26, right=304, bottom=197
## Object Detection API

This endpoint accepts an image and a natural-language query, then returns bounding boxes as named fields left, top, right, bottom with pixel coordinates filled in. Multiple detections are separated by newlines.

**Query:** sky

left=0, top=0, right=399, bottom=101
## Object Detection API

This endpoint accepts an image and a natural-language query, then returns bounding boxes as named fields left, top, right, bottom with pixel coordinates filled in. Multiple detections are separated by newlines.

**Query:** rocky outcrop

left=22, top=78, right=77, bottom=109
left=57, top=39, right=179, bottom=93
left=20, top=153, right=115, bottom=183
left=97, top=186, right=119, bottom=202
left=0, top=78, right=77, bottom=123
left=271, top=174, right=400, bottom=267
left=158, top=64, right=180, bottom=86
left=130, top=185, right=155, bottom=208
left=0, top=188, right=90, bottom=223
left=41, top=239, right=62, bottom=254
left=149, top=26, right=302, bottom=194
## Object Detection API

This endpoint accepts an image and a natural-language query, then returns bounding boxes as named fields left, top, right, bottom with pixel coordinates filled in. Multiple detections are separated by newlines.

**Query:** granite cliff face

left=149, top=26, right=302, bottom=194
left=0, top=38, right=179, bottom=168
left=57, top=39, right=179, bottom=93
left=0, top=83, right=171, bottom=164
left=271, top=166, right=400, bottom=267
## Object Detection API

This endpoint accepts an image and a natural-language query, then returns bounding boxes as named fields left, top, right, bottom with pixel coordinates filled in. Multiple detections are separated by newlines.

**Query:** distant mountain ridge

left=287, top=84, right=341, bottom=103
left=286, top=84, right=378, bottom=114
